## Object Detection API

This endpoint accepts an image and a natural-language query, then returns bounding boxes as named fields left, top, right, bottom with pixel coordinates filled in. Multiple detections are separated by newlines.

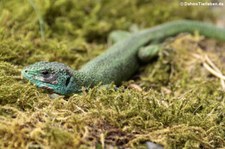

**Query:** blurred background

left=0, top=0, right=224, bottom=67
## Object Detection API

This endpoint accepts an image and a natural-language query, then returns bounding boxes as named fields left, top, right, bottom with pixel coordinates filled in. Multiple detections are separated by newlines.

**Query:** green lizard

left=21, top=20, right=225, bottom=95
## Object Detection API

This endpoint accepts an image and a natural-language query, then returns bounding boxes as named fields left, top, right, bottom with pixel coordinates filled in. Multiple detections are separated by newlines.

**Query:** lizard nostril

left=24, top=70, right=28, bottom=73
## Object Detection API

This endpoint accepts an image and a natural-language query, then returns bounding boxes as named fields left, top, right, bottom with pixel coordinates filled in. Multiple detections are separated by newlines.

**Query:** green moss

left=0, top=0, right=224, bottom=148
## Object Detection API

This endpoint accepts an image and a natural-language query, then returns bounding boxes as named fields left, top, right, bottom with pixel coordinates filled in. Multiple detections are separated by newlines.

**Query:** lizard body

left=22, top=20, right=225, bottom=95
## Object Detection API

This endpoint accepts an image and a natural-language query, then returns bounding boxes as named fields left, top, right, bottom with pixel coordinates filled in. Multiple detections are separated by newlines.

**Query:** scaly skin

left=22, top=20, right=225, bottom=95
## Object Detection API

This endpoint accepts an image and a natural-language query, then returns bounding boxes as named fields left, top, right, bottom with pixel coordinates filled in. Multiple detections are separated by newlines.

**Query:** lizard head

left=21, top=61, right=80, bottom=95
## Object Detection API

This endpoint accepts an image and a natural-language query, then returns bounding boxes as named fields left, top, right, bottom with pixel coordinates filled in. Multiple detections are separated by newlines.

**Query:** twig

left=202, top=54, right=225, bottom=90
left=28, top=0, right=45, bottom=40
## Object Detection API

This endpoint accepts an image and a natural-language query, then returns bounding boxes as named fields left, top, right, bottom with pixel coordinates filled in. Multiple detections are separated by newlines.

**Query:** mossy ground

left=0, top=0, right=224, bottom=148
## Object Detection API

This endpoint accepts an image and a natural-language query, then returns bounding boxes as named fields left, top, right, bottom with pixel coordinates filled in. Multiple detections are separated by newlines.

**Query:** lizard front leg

left=108, top=30, right=132, bottom=45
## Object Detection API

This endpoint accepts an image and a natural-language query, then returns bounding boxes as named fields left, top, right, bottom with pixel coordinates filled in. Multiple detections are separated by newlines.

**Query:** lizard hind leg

left=138, top=44, right=161, bottom=63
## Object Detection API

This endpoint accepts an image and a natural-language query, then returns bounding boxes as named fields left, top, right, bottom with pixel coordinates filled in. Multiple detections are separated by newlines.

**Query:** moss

left=0, top=0, right=225, bottom=148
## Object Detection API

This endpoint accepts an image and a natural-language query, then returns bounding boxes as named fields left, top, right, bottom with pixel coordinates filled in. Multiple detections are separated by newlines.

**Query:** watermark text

left=180, top=1, right=224, bottom=7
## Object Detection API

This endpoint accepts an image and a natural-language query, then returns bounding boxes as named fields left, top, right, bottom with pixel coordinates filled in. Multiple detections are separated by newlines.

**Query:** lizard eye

left=41, top=70, right=49, bottom=75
